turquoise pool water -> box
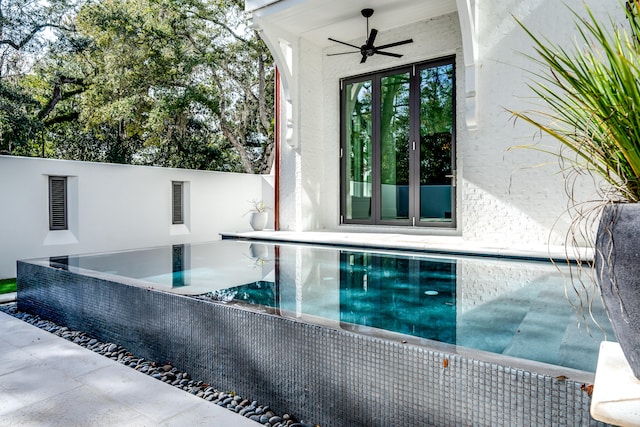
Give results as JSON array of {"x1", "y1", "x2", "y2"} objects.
[
  {"x1": 53, "y1": 240, "x2": 613, "y2": 372},
  {"x1": 210, "y1": 252, "x2": 458, "y2": 345}
]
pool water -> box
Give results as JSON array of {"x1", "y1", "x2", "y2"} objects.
[
  {"x1": 214, "y1": 253, "x2": 458, "y2": 345},
  {"x1": 52, "y1": 239, "x2": 613, "y2": 372}
]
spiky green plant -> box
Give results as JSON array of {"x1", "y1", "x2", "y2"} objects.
[{"x1": 511, "y1": 2, "x2": 640, "y2": 203}]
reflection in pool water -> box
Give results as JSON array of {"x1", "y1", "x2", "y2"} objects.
[{"x1": 51, "y1": 240, "x2": 613, "y2": 372}]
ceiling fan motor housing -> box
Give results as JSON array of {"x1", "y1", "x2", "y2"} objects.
[{"x1": 361, "y1": 8, "x2": 374, "y2": 18}]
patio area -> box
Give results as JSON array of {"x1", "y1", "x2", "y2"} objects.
[{"x1": 0, "y1": 310, "x2": 260, "y2": 426}]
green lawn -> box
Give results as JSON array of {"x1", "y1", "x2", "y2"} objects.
[{"x1": 0, "y1": 278, "x2": 16, "y2": 294}]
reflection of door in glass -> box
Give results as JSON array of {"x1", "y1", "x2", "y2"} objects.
[
  {"x1": 344, "y1": 81, "x2": 373, "y2": 221},
  {"x1": 380, "y1": 72, "x2": 410, "y2": 221},
  {"x1": 341, "y1": 57, "x2": 455, "y2": 227}
]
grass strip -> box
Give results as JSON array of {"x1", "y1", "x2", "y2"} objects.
[{"x1": 0, "y1": 279, "x2": 17, "y2": 294}]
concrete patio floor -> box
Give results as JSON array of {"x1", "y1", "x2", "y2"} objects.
[{"x1": 0, "y1": 310, "x2": 259, "y2": 426}]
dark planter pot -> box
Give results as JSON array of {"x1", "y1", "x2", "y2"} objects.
[{"x1": 595, "y1": 203, "x2": 640, "y2": 379}]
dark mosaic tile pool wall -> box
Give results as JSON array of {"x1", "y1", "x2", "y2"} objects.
[{"x1": 17, "y1": 261, "x2": 608, "y2": 427}]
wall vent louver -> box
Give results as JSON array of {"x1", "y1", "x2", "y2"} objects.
[
  {"x1": 172, "y1": 181, "x2": 184, "y2": 225},
  {"x1": 49, "y1": 176, "x2": 67, "y2": 230}
]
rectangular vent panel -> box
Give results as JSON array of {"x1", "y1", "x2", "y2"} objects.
[
  {"x1": 49, "y1": 176, "x2": 67, "y2": 230},
  {"x1": 172, "y1": 182, "x2": 183, "y2": 225}
]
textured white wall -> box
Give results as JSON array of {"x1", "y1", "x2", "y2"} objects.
[
  {"x1": 261, "y1": 1, "x2": 622, "y2": 248},
  {"x1": 462, "y1": 0, "x2": 619, "y2": 246},
  {"x1": 0, "y1": 156, "x2": 274, "y2": 279},
  {"x1": 277, "y1": 37, "x2": 326, "y2": 232}
]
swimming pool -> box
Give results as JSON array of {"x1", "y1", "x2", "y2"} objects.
[
  {"x1": 43, "y1": 239, "x2": 612, "y2": 373},
  {"x1": 18, "y1": 239, "x2": 608, "y2": 426}
]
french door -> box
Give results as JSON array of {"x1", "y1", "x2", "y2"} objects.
[{"x1": 340, "y1": 57, "x2": 456, "y2": 227}]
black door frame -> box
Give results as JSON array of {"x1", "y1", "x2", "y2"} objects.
[{"x1": 340, "y1": 56, "x2": 456, "y2": 228}]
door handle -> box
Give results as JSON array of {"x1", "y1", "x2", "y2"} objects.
[{"x1": 445, "y1": 171, "x2": 456, "y2": 187}]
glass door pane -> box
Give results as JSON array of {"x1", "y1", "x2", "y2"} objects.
[
  {"x1": 341, "y1": 58, "x2": 456, "y2": 227},
  {"x1": 345, "y1": 80, "x2": 373, "y2": 220},
  {"x1": 419, "y1": 64, "x2": 454, "y2": 223},
  {"x1": 380, "y1": 72, "x2": 410, "y2": 221}
]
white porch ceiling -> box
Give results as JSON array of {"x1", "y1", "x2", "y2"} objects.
[{"x1": 248, "y1": 0, "x2": 458, "y2": 48}]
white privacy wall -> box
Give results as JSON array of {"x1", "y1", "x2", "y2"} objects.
[
  {"x1": 256, "y1": 0, "x2": 621, "y2": 247},
  {"x1": 0, "y1": 155, "x2": 274, "y2": 279}
]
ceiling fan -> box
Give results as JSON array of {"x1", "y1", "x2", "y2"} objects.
[{"x1": 327, "y1": 8, "x2": 413, "y2": 64}]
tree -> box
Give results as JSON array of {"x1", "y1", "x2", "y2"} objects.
[
  {"x1": 1, "y1": 0, "x2": 275, "y2": 173},
  {"x1": 0, "y1": 0, "x2": 81, "y2": 154},
  {"x1": 67, "y1": 0, "x2": 274, "y2": 172}
]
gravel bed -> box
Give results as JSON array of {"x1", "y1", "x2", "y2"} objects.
[{"x1": 0, "y1": 303, "x2": 316, "y2": 427}]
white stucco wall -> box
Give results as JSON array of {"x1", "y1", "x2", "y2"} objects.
[
  {"x1": 0, "y1": 155, "x2": 274, "y2": 279},
  {"x1": 256, "y1": 0, "x2": 622, "y2": 248},
  {"x1": 463, "y1": 0, "x2": 618, "y2": 246}
]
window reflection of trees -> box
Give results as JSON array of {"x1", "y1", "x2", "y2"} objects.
[
  {"x1": 381, "y1": 73, "x2": 410, "y2": 186},
  {"x1": 347, "y1": 82, "x2": 372, "y2": 186},
  {"x1": 421, "y1": 65, "x2": 453, "y2": 185}
]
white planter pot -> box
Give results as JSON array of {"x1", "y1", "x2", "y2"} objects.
[
  {"x1": 249, "y1": 211, "x2": 268, "y2": 231},
  {"x1": 249, "y1": 243, "x2": 269, "y2": 259}
]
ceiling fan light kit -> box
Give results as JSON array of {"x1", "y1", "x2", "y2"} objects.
[{"x1": 328, "y1": 8, "x2": 414, "y2": 63}]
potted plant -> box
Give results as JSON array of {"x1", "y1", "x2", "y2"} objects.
[
  {"x1": 511, "y1": 2, "x2": 640, "y2": 378},
  {"x1": 246, "y1": 199, "x2": 270, "y2": 231}
]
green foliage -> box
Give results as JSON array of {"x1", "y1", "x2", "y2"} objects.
[
  {"x1": 0, "y1": 80, "x2": 42, "y2": 153},
  {"x1": 0, "y1": 278, "x2": 17, "y2": 294},
  {"x1": 0, "y1": 0, "x2": 77, "y2": 58},
  {"x1": 68, "y1": 0, "x2": 274, "y2": 172},
  {"x1": 0, "y1": 0, "x2": 274, "y2": 173},
  {"x1": 511, "y1": 2, "x2": 640, "y2": 202},
  {"x1": 0, "y1": 0, "x2": 78, "y2": 154}
]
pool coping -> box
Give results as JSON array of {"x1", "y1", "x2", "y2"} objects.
[
  {"x1": 220, "y1": 230, "x2": 593, "y2": 263},
  {"x1": 0, "y1": 292, "x2": 16, "y2": 303}
]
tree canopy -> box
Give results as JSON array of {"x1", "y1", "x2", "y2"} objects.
[{"x1": 0, "y1": 0, "x2": 275, "y2": 173}]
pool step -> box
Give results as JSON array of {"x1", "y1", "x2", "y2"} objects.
[{"x1": 502, "y1": 286, "x2": 572, "y2": 365}]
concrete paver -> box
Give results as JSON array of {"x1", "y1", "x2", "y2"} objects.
[{"x1": 0, "y1": 310, "x2": 259, "y2": 426}]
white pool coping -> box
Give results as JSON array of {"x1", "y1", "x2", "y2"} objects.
[
  {"x1": 0, "y1": 292, "x2": 16, "y2": 303},
  {"x1": 221, "y1": 230, "x2": 592, "y2": 262},
  {"x1": 591, "y1": 341, "x2": 640, "y2": 426}
]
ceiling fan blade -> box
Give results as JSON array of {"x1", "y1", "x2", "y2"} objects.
[
  {"x1": 330, "y1": 9, "x2": 411, "y2": 64},
  {"x1": 374, "y1": 50, "x2": 403, "y2": 58},
  {"x1": 365, "y1": 28, "x2": 378, "y2": 48},
  {"x1": 326, "y1": 51, "x2": 360, "y2": 56},
  {"x1": 375, "y1": 38, "x2": 413, "y2": 50},
  {"x1": 328, "y1": 37, "x2": 361, "y2": 50}
]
